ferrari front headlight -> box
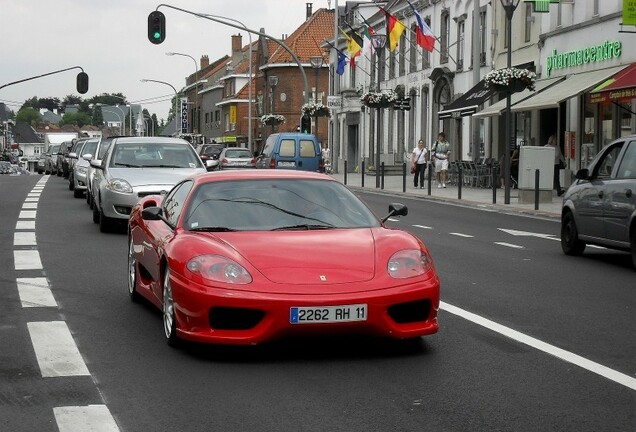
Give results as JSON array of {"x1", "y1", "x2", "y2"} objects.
[
  {"x1": 186, "y1": 255, "x2": 252, "y2": 284},
  {"x1": 387, "y1": 249, "x2": 433, "y2": 279}
]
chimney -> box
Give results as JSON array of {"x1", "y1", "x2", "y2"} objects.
[
  {"x1": 306, "y1": 3, "x2": 313, "y2": 20},
  {"x1": 200, "y1": 55, "x2": 209, "y2": 69},
  {"x1": 231, "y1": 34, "x2": 243, "y2": 54}
]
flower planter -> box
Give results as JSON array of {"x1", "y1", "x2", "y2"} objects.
[
  {"x1": 365, "y1": 101, "x2": 393, "y2": 109},
  {"x1": 263, "y1": 119, "x2": 283, "y2": 126},
  {"x1": 492, "y1": 79, "x2": 527, "y2": 94}
]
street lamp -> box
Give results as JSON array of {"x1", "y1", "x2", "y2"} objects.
[
  {"x1": 143, "y1": 114, "x2": 155, "y2": 137},
  {"x1": 91, "y1": 103, "x2": 123, "y2": 135},
  {"x1": 109, "y1": 95, "x2": 133, "y2": 136},
  {"x1": 310, "y1": 56, "x2": 323, "y2": 139},
  {"x1": 141, "y1": 78, "x2": 178, "y2": 135},
  {"x1": 197, "y1": 14, "x2": 254, "y2": 152},
  {"x1": 371, "y1": 34, "x2": 387, "y2": 188},
  {"x1": 501, "y1": 0, "x2": 520, "y2": 205},
  {"x1": 268, "y1": 75, "x2": 279, "y2": 134},
  {"x1": 166, "y1": 52, "x2": 199, "y2": 134}
]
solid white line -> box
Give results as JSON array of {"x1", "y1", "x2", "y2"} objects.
[
  {"x1": 494, "y1": 242, "x2": 524, "y2": 249},
  {"x1": 440, "y1": 301, "x2": 636, "y2": 391},
  {"x1": 413, "y1": 224, "x2": 433, "y2": 230},
  {"x1": 19, "y1": 210, "x2": 37, "y2": 219},
  {"x1": 14, "y1": 250, "x2": 43, "y2": 270},
  {"x1": 14, "y1": 232, "x2": 37, "y2": 246},
  {"x1": 450, "y1": 232, "x2": 474, "y2": 238},
  {"x1": 54, "y1": 405, "x2": 120, "y2": 432},
  {"x1": 27, "y1": 321, "x2": 90, "y2": 377},
  {"x1": 17, "y1": 277, "x2": 57, "y2": 308},
  {"x1": 15, "y1": 220, "x2": 36, "y2": 230},
  {"x1": 22, "y1": 202, "x2": 38, "y2": 209}
]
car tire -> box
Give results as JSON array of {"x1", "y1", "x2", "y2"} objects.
[
  {"x1": 92, "y1": 201, "x2": 100, "y2": 224},
  {"x1": 99, "y1": 207, "x2": 113, "y2": 233},
  {"x1": 162, "y1": 266, "x2": 180, "y2": 347},
  {"x1": 631, "y1": 226, "x2": 636, "y2": 270},
  {"x1": 128, "y1": 237, "x2": 142, "y2": 303},
  {"x1": 74, "y1": 188, "x2": 83, "y2": 199},
  {"x1": 561, "y1": 211, "x2": 586, "y2": 256}
]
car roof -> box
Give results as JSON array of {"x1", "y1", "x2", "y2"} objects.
[
  {"x1": 111, "y1": 136, "x2": 191, "y2": 145},
  {"x1": 191, "y1": 169, "x2": 334, "y2": 186}
]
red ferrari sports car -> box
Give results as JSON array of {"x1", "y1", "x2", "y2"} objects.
[{"x1": 127, "y1": 170, "x2": 440, "y2": 347}]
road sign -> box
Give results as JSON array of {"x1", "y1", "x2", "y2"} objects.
[{"x1": 393, "y1": 97, "x2": 411, "y2": 111}]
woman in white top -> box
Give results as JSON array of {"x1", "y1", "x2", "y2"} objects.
[{"x1": 411, "y1": 139, "x2": 428, "y2": 188}]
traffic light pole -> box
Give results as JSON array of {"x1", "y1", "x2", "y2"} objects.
[
  {"x1": 154, "y1": 4, "x2": 310, "y2": 104},
  {"x1": 0, "y1": 66, "x2": 88, "y2": 93}
]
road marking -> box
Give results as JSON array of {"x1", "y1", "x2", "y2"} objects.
[
  {"x1": 22, "y1": 202, "x2": 38, "y2": 209},
  {"x1": 494, "y1": 242, "x2": 524, "y2": 249},
  {"x1": 15, "y1": 220, "x2": 36, "y2": 230},
  {"x1": 27, "y1": 321, "x2": 90, "y2": 377},
  {"x1": 450, "y1": 232, "x2": 474, "y2": 238},
  {"x1": 14, "y1": 250, "x2": 43, "y2": 270},
  {"x1": 14, "y1": 232, "x2": 37, "y2": 246},
  {"x1": 499, "y1": 228, "x2": 558, "y2": 240},
  {"x1": 25, "y1": 197, "x2": 39, "y2": 202},
  {"x1": 440, "y1": 301, "x2": 636, "y2": 391},
  {"x1": 413, "y1": 224, "x2": 433, "y2": 230},
  {"x1": 54, "y1": 405, "x2": 120, "y2": 432},
  {"x1": 19, "y1": 210, "x2": 37, "y2": 219},
  {"x1": 387, "y1": 217, "x2": 400, "y2": 222},
  {"x1": 17, "y1": 277, "x2": 57, "y2": 308}
]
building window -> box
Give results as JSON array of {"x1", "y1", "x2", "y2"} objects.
[
  {"x1": 389, "y1": 49, "x2": 396, "y2": 79},
  {"x1": 480, "y1": 9, "x2": 487, "y2": 66},
  {"x1": 557, "y1": 2, "x2": 562, "y2": 27},
  {"x1": 378, "y1": 48, "x2": 386, "y2": 82},
  {"x1": 205, "y1": 112, "x2": 209, "y2": 124},
  {"x1": 593, "y1": 0, "x2": 599, "y2": 16},
  {"x1": 456, "y1": 17, "x2": 465, "y2": 70},
  {"x1": 224, "y1": 113, "x2": 229, "y2": 131},
  {"x1": 371, "y1": 51, "x2": 377, "y2": 88},
  {"x1": 440, "y1": 10, "x2": 450, "y2": 64},
  {"x1": 409, "y1": 24, "x2": 417, "y2": 73},
  {"x1": 399, "y1": 32, "x2": 406, "y2": 76},
  {"x1": 524, "y1": 3, "x2": 532, "y2": 42}
]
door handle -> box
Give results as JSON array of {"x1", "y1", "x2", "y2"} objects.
[{"x1": 626, "y1": 189, "x2": 633, "y2": 198}]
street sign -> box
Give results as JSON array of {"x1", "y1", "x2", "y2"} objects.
[
  {"x1": 393, "y1": 97, "x2": 411, "y2": 111},
  {"x1": 180, "y1": 98, "x2": 188, "y2": 134},
  {"x1": 327, "y1": 96, "x2": 341, "y2": 109}
]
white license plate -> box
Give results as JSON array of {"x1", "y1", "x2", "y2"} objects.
[
  {"x1": 278, "y1": 161, "x2": 296, "y2": 167},
  {"x1": 290, "y1": 304, "x2": 367, "y2": 324}
]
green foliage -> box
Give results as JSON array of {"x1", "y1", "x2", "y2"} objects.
[
  {"x1": 16, "y1": 107, "x2": 41, "y2": 126},
  {"x1": 61, "y1": 94, "x2": 83, "y2": 112},
  {"x1": 59, "y1": 111, "x2": 92, "y2": 127}
]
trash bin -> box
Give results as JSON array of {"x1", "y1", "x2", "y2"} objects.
[{"x1": 518, "y1": 146, "x2": 554, "y2": 203}]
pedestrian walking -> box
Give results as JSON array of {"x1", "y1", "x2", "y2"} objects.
[
  {"x1": 433, "y1": 132, "x2": 451, "y2": 188},
  {"x1": 411, "y1": 139, "x2": 428, "y2": 188},
  {"x1": 545, "y1": 134, "x2": 566, "y2": 196}
]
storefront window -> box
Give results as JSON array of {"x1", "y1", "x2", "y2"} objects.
[
  {"x1": 619, "y1": 102, "x2": 634, "y2": 137},
  {"x1": 600, "y1": 101, "x2": 614, "y2": 147},
  {"x1": 581, "y1": 100, "x2": 596, "y2": 169}
]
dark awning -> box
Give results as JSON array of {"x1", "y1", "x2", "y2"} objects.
[
  {"x1": 589, "y1": 63, "x2": 636, "y2": 104},
  {"x1": 438, "y1": 79, "x2": 495, "y2": 119}
]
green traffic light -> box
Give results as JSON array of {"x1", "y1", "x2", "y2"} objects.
[{"x1": 153, "y1": 32, "x2": 161, "y2": 39}]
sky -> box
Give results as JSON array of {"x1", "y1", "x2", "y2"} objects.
[{"x1": 0, "y1": 0, "x2": 321, "y2": 122}]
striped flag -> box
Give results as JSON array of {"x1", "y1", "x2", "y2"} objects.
[
  {"x1": 380, "y1": 8, "x2": 406, "y2": 52},
  {"x1": 406, "y1": 0, "x2": 435, "y2": 52}
]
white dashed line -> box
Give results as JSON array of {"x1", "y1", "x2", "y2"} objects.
[
  {"x1": 494, "y1": 242, "x2": 524, "y2": 249},
  {"x1": 413, "y1": 224, "x2": 433, "y2": 230},
  {"x1": 440, "y1": 301, "x2": 636, "y2": 391},
  {"x1": 22, "y1": 202, "x2": 38, "y2": 209},
  {"x1": 15, "y1": 220, "x2": 36, "y2": 230},
  {"x1": 450, "y1": 232, "x2": 474, "y2": 238},
  {"x1": 17, "y1": 277, "x2": 57, "y2": 308},
  {"x1": 54, "y1": 405, "x2": 120, "y2": 432},
  {"x1": 14, "y1": 250, "x2": 43, "y2": 270},
  {"x1": 18, "y1": 210, "x2": 37, "y2": 219},
  {"x1": 14, "y1": 232, "x2": 37, "y2": 246},
  {"x1": 27, "y1": 321, "x2": 90, "y2": 377}
]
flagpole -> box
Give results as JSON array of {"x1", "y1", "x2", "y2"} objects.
[{"x1": 332, "y1": 0, "x2": 339, "y2": 174}]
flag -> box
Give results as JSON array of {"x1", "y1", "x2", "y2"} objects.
[
  {"x1": 380, "y1": 8, "x2": 406, "y2": 52},
  {"x1": 340, "y1": 27, "x2": 361, "y2": 67},
  {"x1": 406, "y1": 0, "x2": 435, "y2": 52},
  {"x1": 360, "y1": 23, "x2": 375, "y2": 56},
  {"x1": 325, "y1": 40, "x2": 349, "y2": 75}
]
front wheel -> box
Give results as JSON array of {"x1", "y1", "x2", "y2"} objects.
[
  {"x1": 163, "y1": 267, "x2": 180, "y2": 347},
  {"x1": 630, "y1": 227, "x2": 636, "y2": 270},
  {"x1": 561, "y1": 211, "x2": 586, "y2": 256},
  {"x1": 127, "y1": 237, "x2": 142, "y2": 302}
]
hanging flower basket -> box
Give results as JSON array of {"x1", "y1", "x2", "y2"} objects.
[
  {"x1": 484, "y1": 67, "x2": 537, "y2": 93},
  {"x1": 301, "y1": 102, "x2": 331, "y2": 117},
  {"x1": 360, "y1": 89, "x2": 399, "y2": 109},
  {"x1": 260, "y1": 114, "x2": 286, "y2": 126}
]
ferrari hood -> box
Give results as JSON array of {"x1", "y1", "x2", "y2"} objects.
[{"x1": 220, "y1": 229, "x2": 376, "y2": 285}]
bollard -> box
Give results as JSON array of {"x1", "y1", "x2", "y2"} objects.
[
  {"x1": 344, "y1": 160, "x2": 347, "y2": 185},
  {"x1": 427, "y1": 163, "x2": 433, "y2": 195},
  {"x1": 458, "y1": 164, "x2": 463, "y2": 200},
  {"x1": 381, "y1": 162, "x2": 385, "y2": 190},
  {"x1": 492, "y1": 165, "x2": 497, "y2": 204},
  {"x1": 361, "y1": 160, "x2": 365, "y2": 188},
  {"x1": 402, "y1": 162, "x2": 407, "y2": 193},
  {"x1": 535, "y1": 169, "x2": 540, "y2": 210}
]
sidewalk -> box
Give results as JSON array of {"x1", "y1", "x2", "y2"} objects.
[{"x1": 329, "y1": 171, "x2": 563, "y2": 219}]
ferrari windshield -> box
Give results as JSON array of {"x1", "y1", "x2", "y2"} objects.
[{"x1": 184, "y1": 179, "x2": 381, "y2": 231}]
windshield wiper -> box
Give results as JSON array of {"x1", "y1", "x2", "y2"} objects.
[
  {"x1": 272, "y1": 224, "x2": 335, "y2": 231},
  {"x1": 114, "y1": 163, "x2": 141, "y2": 168},
  {"x1": 143, "y1": 164, "x2": 183, "y2": 168},
  {"x1": 189, "y1": 226, "x2": 239, "y2": 232}
]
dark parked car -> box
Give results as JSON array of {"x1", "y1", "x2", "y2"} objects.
[
  {"x1": 561, "y1": 134, "x2": 636, "y2": 269},
  {"x1": 197, "y1": 143, "x2": 225, "y2": 171},
  {"x1": 68, "y1": 138, "x2": 90, "y2": 190},
  {"x1": 57, "y1": 140, "x2": 74, "y2": 178}
]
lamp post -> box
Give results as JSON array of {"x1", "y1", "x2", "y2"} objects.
[
  {"x1": 166, "y1": 52, "x2": 198, "y2": 134},
  {"x1": 109, "y1": 95, "x2": 133, "y2": 135},
  {"x1": 501, "y1": 0, "x2": 520, "y2": 205},
  {"x1": 141, "y1": 78, "x2": 178, "y2": 135},
  {"x1": 143, "y1": 115, "x2": 155, "y2": 136},
  {"x1": 113, "y1": 105, "x2": 127, "y2": 135},
  {"x1": 268, "y1": 75, "x2": 279, "y2": 134},
  {"x1": 371, "y1": 34, "x2": 387, "y2": 188},
  {"x1": 198, "y1": 14, "x2": 253, "y2": 152},
  {"x1": 91, "y1": 103, "x2": 123, "y2": 135},
  {"x1": 310, "y1": 56, "x2": 323, "y2": 139}
]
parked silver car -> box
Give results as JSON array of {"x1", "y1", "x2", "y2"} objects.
[
  {"x1": 91, "y1": 136, "x2": 206, "y2": 232},
  {"x1": 561, "y1": 134, "x2": 636, "y2": 269},
  {"x1": 44, "y1": 144, "x2": 60, "y2": 175},
  {"x1": 218, "y1": 147, "x2": 256, "y2": 170},
  {"x1": 72, "y1": 138, "x2": 100, "y2": 198},
  {"x1": 86, "y1": 136, "x2": 114, "y2": 208}
]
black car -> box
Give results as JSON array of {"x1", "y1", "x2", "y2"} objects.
[
  {"x1": 197, "y1": 143, "x2": 225, "y2": 171},
  {"x1": 57, "y1": 140, "x2": 74, "y2": 178}
]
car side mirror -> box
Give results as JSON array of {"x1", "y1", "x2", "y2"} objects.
[
  {"x1": 575, "y1": 168, "x2": 590, "y2": 180},
  {"x1": 69, "y1": 152, "x2": 77, "y2": 159},
  {"x1": 82, "y1": 154, "x2": 93, "y2": 161},
  {"x1": 142, "y1": 206, "x2": 169, "y2": 224},
  {"x1": 382, "y1": 203, "x2": 408, "y2": 223},
  {"x1": 89, "y1": 159, "x2": 103, "y2": 169}
]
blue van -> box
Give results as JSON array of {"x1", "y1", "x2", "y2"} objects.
[{"x1": 256, "y1": 133, "x2": 323, "y2": 172}]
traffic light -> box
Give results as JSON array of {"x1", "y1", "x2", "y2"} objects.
[
  {"x1": 148, "y1": 11, "x2": 166, "y2": 44},
  {"x1": 76, "y1": 72, "x2": 89, "y2": 94},
  {"x1": 300, "y1": 115, "x2": 312, "y2": 134}
]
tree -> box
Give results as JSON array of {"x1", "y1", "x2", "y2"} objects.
[
  {"x1": 91, "y1": 106, "x2": 104, "y2": 127},
  {"x1": 21, "y1": 96, "x2": 39, "y2": 111},
  {"x1": 38, "y1": 97, "x2": 61, "y2": 111},
  {"x1": 59, "y1": 111, "x2": 92, "y2": 127},
  {"x1": 16, "y1": 107, "x2": 42, "y2": 126},
  {"x1": 61, "y1": 94, "x2": 83, "y2": 112}
]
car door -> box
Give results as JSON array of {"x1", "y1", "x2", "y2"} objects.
[
  {"x1": 603, "y1": 140, "x2": 636, "y2": 246},
  {"x1": 575, "y1": 142, "x2": 624, "y2": 240},
  {"x1": 298, "y1": 138, "x2": 321, "y2": 171}
]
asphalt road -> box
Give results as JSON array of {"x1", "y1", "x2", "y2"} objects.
[{"x1": 1, "y1": 174, "x2": 634, "y2": 432}]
